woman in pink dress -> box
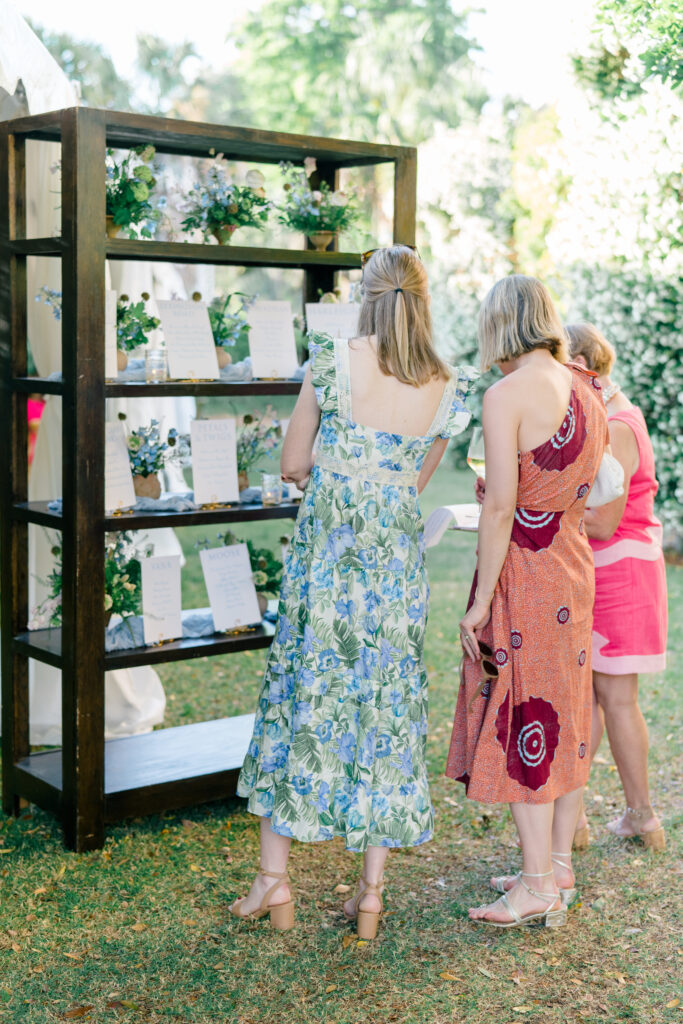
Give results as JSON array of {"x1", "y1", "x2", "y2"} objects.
[{"x1": 567, "y1": 323, "x2": 667, "y2": 850}]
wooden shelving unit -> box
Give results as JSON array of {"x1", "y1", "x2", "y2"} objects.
[{"x1": 0, "y1": 106, "x2": 417, "y2": 850}]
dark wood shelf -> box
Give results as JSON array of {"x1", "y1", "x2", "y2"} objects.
[
  {"x1": 12, "y1": 376, "x2": 64, "y2": 395},
  {"x1": 105, "y1": 379, "x2": 302, "y2": 398},
  {"x1": 13, "y1": 620, "x2": 275, "y2": 671},
  {"x1": 15, "y1": 713, "x2": 256, "y2": 821},
  {"x1": 12, "y1": 499, "x2": 300, "y2": 531},
  {"x1": 7, "y1": 237, "x2": 362, "y2": 269},
  {"x1": 8, "y1": 107, "x2": 407, "y2": 167}
]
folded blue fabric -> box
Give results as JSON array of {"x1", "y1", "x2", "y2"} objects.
[{"x1": 105, "y1": 607, "x2": 218, "y2": 651}]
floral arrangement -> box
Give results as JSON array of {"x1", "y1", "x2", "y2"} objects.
[
  {"x1": 36, "y1": 286, "x2": 62, "y2": 320},
  {"x1": 116, "y1": 292, "x2": 160, "y2": 353},
  {"x1": 236, "y1": 409, "x2": 281, "y2": 475},
  {"x1": 206, "y1": 291, "x2": 255, "y2": 350},
  {"x1": 29, "y1": 533, "x2": 145, "y2": 629},
  {"x1": 119, "y1": 414, "x2": 178, "y2": 478},
  {"x1": 277, "y1": 158, "x2": 357, "y2": 235},
  {"x1": 106, "y1": 145, "x2": 160, "y2": 238},
  {"x1": 180, "y1": 156, "x2": 270, "y2": 242}
]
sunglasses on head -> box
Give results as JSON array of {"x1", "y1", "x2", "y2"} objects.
[{"x1": 360, "y1": 244, "x2": 420, "y2": 267}]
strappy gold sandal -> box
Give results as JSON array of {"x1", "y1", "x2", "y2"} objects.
[
  {"x1": 229, "y1": 867, "x2": 295, "y2": 931},
  {"x1": 491, "y1": 856, "x2": 577, "y2": 908},
  {"x1": 476, "y1": 870, "x2": 566, "y2": 929},
  {"x1": 607, "y1": 805, "x2": 666, "y2": 851},
  {"x1": 343, "y1": 875, "x2": 384, "y2": 940}
]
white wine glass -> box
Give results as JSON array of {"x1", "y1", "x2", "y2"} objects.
[{"x1": 467, "y1": 426, "x2": 485, "y2": 480}]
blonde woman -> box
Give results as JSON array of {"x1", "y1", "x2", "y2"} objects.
[
  {"x1": 446, "y1": 276, "x2": 608, "y2": 928},
  {"x1": 567, "y1": 323, "x2": 667, "y2": 850},
  {"x1": 231, "y1": 245, "x2": 472, "y2": 937}
]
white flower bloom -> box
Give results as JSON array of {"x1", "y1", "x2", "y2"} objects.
[{"x1": 304, "y1": 156, "x2": 317, "y2": 177}]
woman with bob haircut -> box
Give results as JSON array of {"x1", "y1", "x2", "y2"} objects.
[
  {"x1": 566, "y1": 322, "x2": 667, "y2": 851},
  {"x1": 232, "y1": 245, "x2": 472, "y2": 938},
  {"x1": 447, "y1": 275, "x2": 608, "y2": 928}
]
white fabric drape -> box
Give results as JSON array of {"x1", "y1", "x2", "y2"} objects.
[{"x1": 1, "y1": 5, "x2": 169, "y2": 743}]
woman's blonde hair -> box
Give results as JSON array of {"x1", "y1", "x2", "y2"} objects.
[
  {"x1": 357, "y1": 245, "x2": 448, "y2": 386},
  {"x1": 478, "y1": 274, "x2": 569, "y2": 371},
  {"x1": 565, "y1": 321, "x2": 616, "y2": 376}
]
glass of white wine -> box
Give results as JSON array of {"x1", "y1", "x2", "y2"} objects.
[{"x1": 467, "y1": 426, "x2": 485, "y2": 479}]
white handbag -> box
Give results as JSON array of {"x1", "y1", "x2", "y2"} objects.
[{"x1": 585, "y1": 451, "x2": 625, "y2": 507}]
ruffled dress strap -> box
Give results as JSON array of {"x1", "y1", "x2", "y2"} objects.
[
  {"x1": 429, "y1": 364, "x2": 475, "y2": 439},
  {"x1": 309, "y1": 331, "x2": 337, "y2": 413}
]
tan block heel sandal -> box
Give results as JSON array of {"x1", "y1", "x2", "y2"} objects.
[
  {"x1": 343, "y1": 876, "x2": 384, "y2": 940},
  {"x1": 229, "y1": 867, "x2": 295, "y2": 931}
]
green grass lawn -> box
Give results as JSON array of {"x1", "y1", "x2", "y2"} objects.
[{"x1": 1, "y1": 462, "x2": 681, "y2": 1024}]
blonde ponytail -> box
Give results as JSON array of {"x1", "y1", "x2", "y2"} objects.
[{"x1": 357, "y1": 245, "x2": 448, "y2": 386}]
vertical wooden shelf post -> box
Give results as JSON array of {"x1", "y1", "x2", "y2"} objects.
[
  {"x1": 0, "y1": 124, "x2": 30, "y2": 815},
  {"x1": 59, "y1": 108, "x2": 108, "y2": 850}
]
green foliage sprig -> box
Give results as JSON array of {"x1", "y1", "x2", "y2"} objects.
[
  {"x1": 207, "y1": 291, "x2": 255, "y2": 349},
  {"x1": 117, "y1": 292, "x2": 161, "y2": 353},
  {"x1": 277, "y1": 160, "x2": 358, "y2": 235},
  {"x1": 106, "y1": 145, "x2": 160, "y2": 238},
  {"x1": 236, "y1": 409, "x2": 281, "y2": 475},
  {"x1": 181, "y1": 159, "x2": 270, "y2": 240}
]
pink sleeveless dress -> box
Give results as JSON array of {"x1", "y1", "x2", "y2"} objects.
[{"x1": 590, "y1": 407, "x2": 667, "y2": 675}]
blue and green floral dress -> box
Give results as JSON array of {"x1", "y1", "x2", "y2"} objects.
[{"x1": 237, "y1": 334, "x2": 471, "y2": 851}]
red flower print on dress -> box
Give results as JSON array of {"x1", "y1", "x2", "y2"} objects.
[
  {"x1": 532, "y1": 390, "x2": 587, "y2": 472},
  {"x1": 496, "y1": 692, "x2": 561, "y2": 791},
  {"x1": 578, "y1": 649, "x2": 586, "y2": 666},
  {"x1": 592, "y1": 377, "x2": 602, "y2": 391},
  {"x1": 511, "y1": 508, "x2": 563, "y2": 552},
  {"x1": 495, "y1": 648, "x2": 509, "y2": 667},
  {"x1": 511, "y1": 630, "x2": 522, "y2": 650},
  {"x1": 578, "y1": 742, "x2": 587, "y2": 758},
  {"x1": 576, "y1": 482, "x2": 590, "y2": 499},
  {"x1": 557, "y1": 606, "x2": 570, "y2": 624}
]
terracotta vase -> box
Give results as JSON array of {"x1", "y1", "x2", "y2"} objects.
[
  {"x1": 211, "y1": 223, "x2": 238, "y2": 245},
  {"x1": 257, "y1": 593, "x2": 268, "y2": 616},
  {"x1": 238, "y1": 470, "x2": 250, "y2": 492},
  {"x1": 308, "y1": 230, "x2": 335, "y2": 252},
  {"x1": 215, "y1": 346, "x2": 232, "y2": 369},
  {"x1": 116, "y1": 349, "x2": 128, "y2": 371},
  {"x1": 106, "y1": 215, "x2": 122, "y2": 239},
  {"x1": 133, "y1": 473, "x2": 161, "y2": 500}
]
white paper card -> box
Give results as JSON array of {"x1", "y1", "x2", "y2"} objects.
[
  {"x1": 141, "y1": 555, "x2": 182, "y2": 645},
  {"x1": 104, "y1": 420, "x2": 136, "y2": 513},
  {"x1": 156, "y1": 299, "x2": 219, "y2": 380},
  {"x1": 306, "y1": 302, "x2": 359, "y2": 339},
  {"x1": 280, "y1": 417, "x2": 303, "y2": 498},
  {"x1": 248, "y1": 300, "x2": 299, "y2": 379},
  {"x1": 423, "y1": 503, "x2": 481, "y2": 547},
  {"x1": 190, "y1": 418, "x2": 240, "y2": 505},
  {"x1": 105, "y1": 290, "x2": 118, "y2": 380},
  {"x1": 200, "y1": 544, "x2": 261, "y2": 631}
]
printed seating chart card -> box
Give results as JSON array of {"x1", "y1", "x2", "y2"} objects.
[
  {"x1": 141, "y1": 555, "x2": 182, "y2": 645},
  {"x1": 104, "y1": 290, "x2": 118, "y2": 380},
  {"x1": 305, "y1": 302, "x2": 359, "y2": 339},
  {"x1": 156, "y1": 299, "x2": 219, "y2": 380},
  {"x1": 248, "y1": 300, "x2": 299, "y2": 379},
  {"x1": 104, "y1": 420, "x2": 136, "y2": 513},
  {"x1": 190, "y1": 418, "x2": 240, "y2": 505},
  {"x1": 199, "y1": 543, "x2": 261, "y2": 631}
]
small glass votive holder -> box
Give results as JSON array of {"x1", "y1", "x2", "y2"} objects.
[
  {"x1": 145, "y1": 348, "x2": 168, "y2": 383},
  {"x1": 261, "y1": 472, "x2": 283, "y2": 506}
]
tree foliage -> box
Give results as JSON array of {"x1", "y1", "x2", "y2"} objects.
[
  {"x1": 573, "y1": 0, "x2": 683, "y2": 98},
  {"x1": 233, "y1": 0, "x2": 485, "y2": 143},
  {"x1": 27, "y1": 20, "x2": 133, "y2": 109}
]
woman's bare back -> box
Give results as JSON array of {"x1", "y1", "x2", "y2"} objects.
[{"x1": 348, "y1": 335, "x2": 449, "y2": 436}]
